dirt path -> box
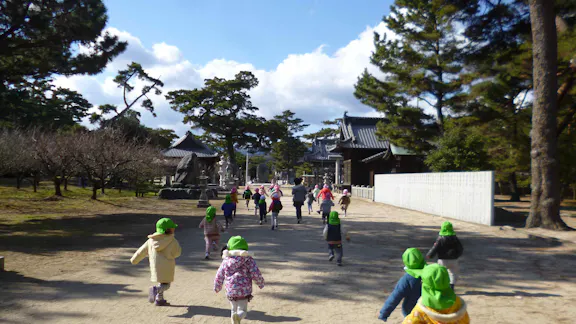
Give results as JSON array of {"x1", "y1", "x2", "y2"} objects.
[{"x1": 2, "y1": 193, "x2": 576, "y2": 323}]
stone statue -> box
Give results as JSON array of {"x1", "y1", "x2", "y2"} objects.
[
  {"x1": 218, "y1": 156, "x2": 228, "y2": 188},
  {"x1": 173, "y1": 153, "x2": 199, "y2": 185}
]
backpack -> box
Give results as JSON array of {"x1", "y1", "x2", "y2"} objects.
[
  {"x1": 272, "y1": 200, "x2": 283, "y2": 212},
  {"x1": 243, "y1": 191, "x2": 251, "y2": 199}
]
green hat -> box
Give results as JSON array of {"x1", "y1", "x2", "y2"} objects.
[
  {"x1": 206, "y1": 206, "x2": 216, "y2": 222},
  {"x1": 421, "y1": 264, "x2": 456, "y2": 310},
  {"x1": 156, "y1": 218, "x2": 177, "y2": 234},
  {"x1": 402, "y1": 248, "x2": 426, "y2": 278},
  {"x1": 439, "y1": 221, "x2": 455, "y2": 236},
  {"x1": 225, "y1": 194, "x2": 232, "y2": 204},
  {"x1": 328, "y1": 211, "x2": 340, "y2": 225},
  {"x1": 227, "y1": 236, "x2": 248, "y2": 251}
]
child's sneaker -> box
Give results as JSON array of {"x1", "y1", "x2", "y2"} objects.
[
  {"x1": 155, "y1": 299, "x2": 170, "y2": 306},
  {"x1": 271, "y1": 225, "x2": 275, "y2": 231},
  {"x1": 328, "y1": 255, "x2": 334, "y2": 262},
  {"x1": 212, "y1": 241, "x2": 218, "y2": 251},
  {"x1": 337, "y1": 262, "x2": 343, "y2": 266},
  {"x1": 259, "y1": 221, "x2": 262, "y2": 225},
  {"x1": 205, "y1": 252, "x2": 210, "y2": 260},
  {"x1": 232, "y1": 314, "x2": 241, "y2": 324},
  {"x1": 148, "y1": 286, "x2": 157, "y2": 303}
]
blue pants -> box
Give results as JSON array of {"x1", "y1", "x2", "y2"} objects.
[{"x1": 328, "y1": 244, "x2": 343, "y2": 263}]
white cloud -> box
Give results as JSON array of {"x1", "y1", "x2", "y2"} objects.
[{"x1": 54, "y1": 22, "x2": 394, "y2": 136}]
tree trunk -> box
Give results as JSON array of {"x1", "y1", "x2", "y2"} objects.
[
  {"x1": 92, "y1": 186, "x2": 98, "y2": 200},
  {"x1": 33, "y1": 176, "x2": 38, "y2": 193},
  {"x1": 53, "y1": 177, "x2": 62, "y2": 196},
  {"x1": 64, "y1": 178, "x2": 68, "y2": 191},
  {"x1": 526, "y1": 0, "x2": 570, "y2": 230},
  {"x1": 508, "y1": 172, "x2": 521, "y2": 202},
  {"x1": 101, "y1": 172, "x2": 105, "y2": 194},
  {"x1": 16, "y1": 175, "x2": 22, "y2": 190}
]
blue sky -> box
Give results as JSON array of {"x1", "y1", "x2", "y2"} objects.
[
  {"x1": 58, "y1": 1, "x2": 396, "y2": 138},
  {"x1": 104, "y1": 0, "x2": 391, "y2": 70}
]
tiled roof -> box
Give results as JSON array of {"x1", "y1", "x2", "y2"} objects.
[
  {"x1": 304, "y1": 138, "x2": 343, "y2": 162},
  {"x1": 338, "y1": 115, "x2": 389, "y2": 149},
  {"x1": 162, "y1": 131, "x2": 218, "y2": 158},
  {"x1": 163, "y1": 148, "x2": 218, "y2": 158}
]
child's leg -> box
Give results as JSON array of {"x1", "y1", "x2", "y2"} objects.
[
  {"x1": 212, "y1": 237, "x2": 220, "y2": 251},
  {"x1": 230, "y1": 300, "x2": 239, "y2": 321},
  {"x1": 328, "y1": 244, "x2": 335, "y2": 260},
  {"x1": 272, "y1": 212, "x2": 278, "y2": 228},
  {"x1": 233, "y1": 205, "x2": 236, "y2": 217},
  {"x1": 336, "y1": 244, "x2": 343, "y2": 264},
  {"x1": 237, "y1": 299, "x2": 248, "y2": 320},
  {"x1": 156, "y1": 283, "x2": 170, "y2": 302},
  {"x1": 204, "y1": 236, "x2": 211, "y2": 255}
]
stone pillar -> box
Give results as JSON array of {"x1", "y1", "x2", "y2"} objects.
[
  {"x1": 197, "y1": 170, "x2": 211, "y2": 208},
  {"x1": 165, "y1": 175, "x2": 172, "y2": 187},
  {"x1": 335, "y1": 159, "x2": 342, "y2": 185}
]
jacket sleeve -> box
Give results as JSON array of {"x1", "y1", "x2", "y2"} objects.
[
  {"x1": 322, "y1": 225, "x2": 328, "y2": 240},
  {"x1": 130, "y1": 240, "x2": 149, "y2": 265},
  {"x1": 199, "y1": 218, "x2": 205, "y2": 229},
  {"x1": 214, "y1": 262, "x2": 226, "y2": 293},
  {"x1": 248, "y1": 258, "x2": 265, "y2": 289},
  {"x1": 171, "y1": 238, "x2": 182, "y2": 259},
  {"x1": 379, "y1": 276, "x2": 409, "y2": 321},
  {"x1": 426, "y1": 236, "x2": 441, "y2": 259}
]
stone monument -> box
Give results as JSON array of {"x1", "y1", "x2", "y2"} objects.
[
  {"x1": 173, "y1": 152, "x2": 199, "y2": 185},
  {"x1": 218, "y1": 156, "x2": 228, "y2": 188}
]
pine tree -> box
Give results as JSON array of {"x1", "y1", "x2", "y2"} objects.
[{"x1": 354, "y1": 0, "x2": 466, "y2": 153}]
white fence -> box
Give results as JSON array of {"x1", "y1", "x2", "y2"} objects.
[
  {"x1": 352, "y1": 186, "x2": 374, "y2": 201},
  {"x1": 374, "y1": 171, "x2": 495, "y2": 226}
]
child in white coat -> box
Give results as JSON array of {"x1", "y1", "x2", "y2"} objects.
[{"x1": 131, "y1": 218, "x2": 182, "y2": 306}]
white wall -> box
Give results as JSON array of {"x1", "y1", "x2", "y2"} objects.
[{"x1": 374, "y1": 171, "x2": 495, "y2": 226}]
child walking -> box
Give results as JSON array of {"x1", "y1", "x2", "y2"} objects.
[
  {"x1": 378, "y1": 248, "x2": 427, "y2": 322},
  {"x1": 268, "y1": 192, "x2": 283, "y2": 230},
  {"x1": 243, "y1": 185, "x2": 252, "y2": 209},
  {"x1": 338, "y1": 189, "x2": 351, "y2": 217},
  {"x1": 322, "y1": 211, "x2": 348, "y2": 266},
  {"x1": 252, "y1": 188, "x2": 261, "y2": 216},
  {"x1": 312, "y1": 185, "x2": 320, "y2": 207},
  {"x1": 306, "y1": 188, "x2": 316, "y2": 215},
  {"x1": 402, "y1": 264, "x2": 470, "y2": 324},
  {"x1": 199, "y1": 206, "x2": 224, "y2": 260},
  {"x1": 214, "y1": 236, "x2": 265, "y2": 324},
  {"x1": 230, "y1": 187, "x2": 239, "y2": 218},
  {"x1": 426, "y1": 221, "x2": 464, "y2": 290},
  {"x1": 130, "y1": 218, "x2": 182, "y2": 306},
  {"x1": 318, "y1": 197, "x2": 335, "y2": 224},
  {"x1": 258, "y1": 196, "x2": 267, "y2": 225},
  {"x1": 222, "y1": 195, "x2": 236, "y2": 228}
]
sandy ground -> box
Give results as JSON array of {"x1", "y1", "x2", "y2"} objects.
[{"x1": 2, "y1": 192, "x2": 576, "y2": 324}]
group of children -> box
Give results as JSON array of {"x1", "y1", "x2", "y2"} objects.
[
  {"x1": 378, "y1": 221, "x2": 467, "y2": 323},
  {"x1": 133, "y1": 183, "x2": 479, "y2": 323}
]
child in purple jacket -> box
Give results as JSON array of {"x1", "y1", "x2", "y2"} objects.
[{"x1": 214, "y1": 236, "x2": 265, "y2": 323}]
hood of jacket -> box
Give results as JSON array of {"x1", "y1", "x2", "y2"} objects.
[
  {"x1": 221, "y1": 250, "x2": 255, "y2": 270},
  {"x1": 148, "y1": 233, "x2": 175, "y2": 252}
]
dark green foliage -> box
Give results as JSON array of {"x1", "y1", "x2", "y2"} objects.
[
  {"x1": 90, "y1": 62, "x2": 164, "y2": 126},
  {"x1": 166, "y1": 71, "x2": 264, "y2": 171},
  {"x1": 354, "y1": 0, "x2": 466, "y2": 153},
  {"x1": 271, "y1": 136, "x2": 308, "y2": 171},
  {"x1": 0, "y1": 0, "x2": 126, "y2": 129},
  {"x1": 302, "y1": 119, "x2": 341, "y2": 140},
  {"x1": 425, "y1": 121, "x2": 491, "y2": 172}
]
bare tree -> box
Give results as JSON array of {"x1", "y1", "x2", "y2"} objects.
[
  {"x1": 74, "y1": 129, "x2": 152, "y2": 199},
  {"x1": 526, "y1": 0, "x2": 570, "y2": 230},
  {"x1": 31, "y1": 131, "x2": 77, "y2": 196}
]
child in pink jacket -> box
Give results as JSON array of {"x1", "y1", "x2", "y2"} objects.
[
  {"x1": 214, "y1": 236, "x2": 265, "y2": 324},
  {"x1": 199, "y1": 206, "x2": 224, "y2": 260}
]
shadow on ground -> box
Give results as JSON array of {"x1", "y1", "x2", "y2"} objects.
[{"x1": 169, "y1": 305, "x2": 302, "y2": 322}]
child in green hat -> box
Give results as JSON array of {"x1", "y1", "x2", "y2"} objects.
[
  {"x1": 322, "y1": 211, "x2": 349, "y2": 266},
  {"x1": 199, "y1": 206, "x2": 225, "y2": 259},
  {"x1": 222, "y1": 194, "x2": 236, "y2": 228},
  {"x1": 426, "y1": 221, "x2": 464, "y2": 290},
  {"x1": 402, "y1": 264, "x2": 469, "y2": 324},
  {"x1": 214, "y1": 236, "x2": 265, "y2": 324},
  {"x1": 130, "y1": 217, "x2": 182, "y2": 306},
  {"x1": 378, "y1": 248, "x2": 427, "y2": 322},
  {"x1": 258, "y1": 195, "x2": 268, "y2": 225}
]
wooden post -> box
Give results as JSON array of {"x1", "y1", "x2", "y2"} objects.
[{"x1": 0, "y1": 256, "x2": 4, "y2": 271}]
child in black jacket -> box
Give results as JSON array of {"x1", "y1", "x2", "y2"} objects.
[{"x1": 426, "y1": 221, "x2": 463, "y2": 289}]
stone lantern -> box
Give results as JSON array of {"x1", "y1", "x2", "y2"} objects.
[{"x1": 197, "y1": 170, "x2": 211, "y2": 208}]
